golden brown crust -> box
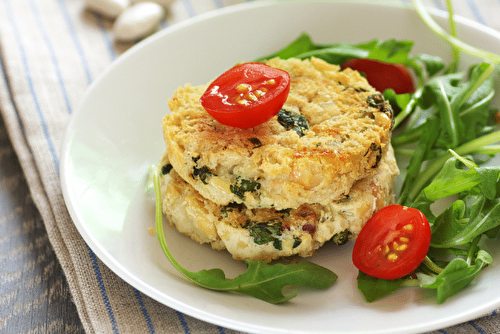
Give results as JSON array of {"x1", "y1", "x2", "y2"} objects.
[{"x1": 163, "y1": 57, "x2": 393, "y2": 210}]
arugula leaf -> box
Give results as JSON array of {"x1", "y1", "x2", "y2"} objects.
[
  {"x1": 356, "y1": 271, "x2": 410, "y2": 303},
  {"x1": 421, "y1": 157, "x2": 482, "y2": 201},
  {"x1": 354, "y1": 0, "x2": 500, "y2": 304},
  {"x1": 419, "y1": 250, "x2": 492, "y2": 303},
  {"x1": 366, "y1": 39, "x2": 413, "y2": 63},
  {"x1": 411, "y1": 0, "x2": 500, "y2": 66},
  {"x1": 256, "y1": 32, "x2": 444, "y2": 88},
  {"x1": 418, "y1": 72, "x2": 465, "y2": 148},
  {"x1": 459, "y1": 63, "x2": 497, "y2": 141},
  {"x1": 397, "y1": 115, "x2": 441, "y2": 206},
  {"x1": 152, "y1": 166, "x2": 337, "y2": 304},
  {"x1": 151, "y1": 0, "x2": 500, "y2": 306},
  {"x1": 255, "y1": 32, "x2": 318, "y2": 61},
  {"x1": 402, "y1": 130, "x2": 500, "y2": 205},
  {"x1": 255, "y1": 33, "x2": 372, "y2": 63},
  {"x1": 290, "y1": 43, "x2": 371, "y2": 65},
  {"x1": 394, "y1": 63, "x2": 497, "y2": 149},
  {"x1": 431, "y1": 196, "x2": 500, "y2": 248},
  {"x1": 409, "y1": 53, "x2": 446, "y2": 78}
]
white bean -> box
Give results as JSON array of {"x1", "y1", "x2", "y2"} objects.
[
  {"x1": 130, "y1": 0, "x2": 176, "y2": 8},
  {"x1": 84, "y1": 0, "x2": 130, "y2": 19},
  {"x1": 112, "y1": 2, "x2": 165, "y2": 42}
]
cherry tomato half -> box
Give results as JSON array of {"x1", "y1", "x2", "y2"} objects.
[
  {"x1": 341, "y1": 58, "x2": 415, "y2": 94},
  {"x1": 352, "y1": 204, "x2": 431, "y2": 280},
  {"x1": 200, "y1": 62, "x2": 290, "y2": 128}
]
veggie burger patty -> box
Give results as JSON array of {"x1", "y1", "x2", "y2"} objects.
[
  {"x1": 162, "y1": 57, "x2": 395, "y2": 210},
  {"x1": 159, "y1": 57, "x2": 399, "y2": 261},
  {"x1": 159, "y1": 148, "x2": 398, "y2": 262}
]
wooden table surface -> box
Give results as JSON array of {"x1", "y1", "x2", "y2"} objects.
[{"x1": 0, "y1": 116, "x2": 84, "y2": 334}]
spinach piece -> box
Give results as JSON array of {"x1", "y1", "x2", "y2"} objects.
[
  {"x1": 191, "y1": 157, "x2": 216, "y2": 184},
  {"x1": 248, "y1": 137, "x2": 262, "y2": 148},
  {"x1": 365, "y1": 142, "x2": 383, "y2": 169},
  {"x1": 332, "y1": 230, "x2": 352, "y2": 246},
  {"x1": 276, "y1": 208, "x2": 292, "y2": 215},
  {"x1": 230, "y1": 177, "x2": 261, "y2": 200},
  {"x1": 161, "y1": 164, "x2": 173, "y2": 175},
  {"x1": 293, "y1": 236, "x2": 302, "y2": 248},
  {"x1": 192, "y1": 165, "x2": 215, "y2": 184},
  {"x1": 277, "y1": 109, "x2": 309, "y2": 136},
  {"x1": 220, "y1": 202, "x2": 244, "y2": 218},
  {"x1": 331, "y1": 230, "x2": 351, "y2": 246},
  {"x1": 367, "y1": 93, "x2": 387, "y2": 108},
  {"x1": 246, "y1": 220, "x2": 282, "y2": 250},
  {"x1": 152, "y1": 165, "x2": 337, "y2": 303}
]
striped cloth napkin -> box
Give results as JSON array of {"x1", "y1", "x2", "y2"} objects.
[{"x1": 1, "y1": 0, "x2": 499, "y2": 333}]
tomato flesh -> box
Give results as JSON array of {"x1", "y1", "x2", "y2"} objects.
[
  {"x1": 352, "y1": 204, "x2": 431, "y2": 280},
  {"x1": 341, "y1": 58, "x2": 415, "y2": 94},
  {"x1": 200, "y1": 62, "x2": 290, "y2": 128}
]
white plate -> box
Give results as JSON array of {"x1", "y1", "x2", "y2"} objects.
[{"x1": 60, "y1": 1, "x2": 500, "y2": 333}]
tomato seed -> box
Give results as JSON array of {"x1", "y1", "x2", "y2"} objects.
[
  {"x1": 396, "y1": 244, "x2": 408, "y2": 251},
  {"x1": 387, "y1": 253, "x2": 398, "y2": 261},
  {"x1": 236, "y1": 83, "x2": 251, "y2": 93}
]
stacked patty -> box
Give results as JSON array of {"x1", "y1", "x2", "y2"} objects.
[{"x1": 159, "y1": 57, "x2": 399, "y2": 262}]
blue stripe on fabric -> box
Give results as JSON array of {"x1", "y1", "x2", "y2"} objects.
[
  {"x1": 217, "y1": 326, "x2": 226, "y2": 334},
  {"x1": 95, "y1": 14, "x2": 117, "y2": 61},
  {"x1": 55, "y1": 0, "x2": 93, "y2": 84},
  {"x1": 438, "y1": 329, "x2": 449, "y2": 334},
  {"x1": 432, "y1": 0, "x2": 444, "y2": 11},
  {"x1": 77, "y1": 9, "x2": 123, "y2": 333},
  {"x1": 3, "y1": 0, "x2": 60, "y2": 174},
  {"x1": 161, "y1": 20, "x2": 170, "y2": 29},
  {"x1": 182, "y1": 0, "x2": 196, "y2": 17},
  {"x1": 468, "y1": 321, "x2": 486, "y2": 334},
  {"x1": 28, "y1": 0, "x2": 73, "y2": 115},
  {"x1": 88, "y1": 245, "x2": 120, "y2": 334},
  {"x1": 213, "y1": 0, "x2": 223, "y2": 9},
  {"x1": 133, "y1": 288, "x2": 155, "y2": 334},
  {"x1": 48, "y1": 2, "x2": 130, "y2": 333},
  {"x1": 50, "y1": 3, "x2": 152, "y2": 332},
  {"x1": 466, "y1": 0, "x2": 488, "y2": 26},
  {"x1": 175, "y1": 310, "x2": 191, "y2": 334}
]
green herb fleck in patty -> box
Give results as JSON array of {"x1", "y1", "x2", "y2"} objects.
[{"x1": 277, "y1": 109, "x2": 309, "y2": 137}]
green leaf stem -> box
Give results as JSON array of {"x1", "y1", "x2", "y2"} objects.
[{"x1": 152, "y1": 166, "x2": 337, "y2": 304}]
